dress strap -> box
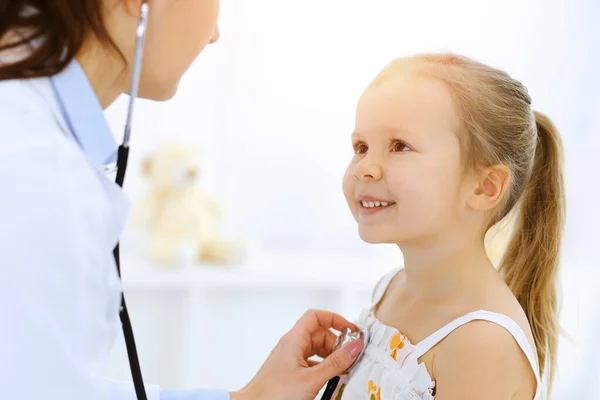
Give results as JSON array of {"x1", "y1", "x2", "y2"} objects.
[
  {"x1": 414, "y1": 310, "x2": 542, "y2": 399},
  {"x1": 370, "y1": 267, "x2": 403, "y2": 310}
]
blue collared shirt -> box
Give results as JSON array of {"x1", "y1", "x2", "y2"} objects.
[
  {"x1": 48, "y1": 60, "x2": 230, "y2": 400},
  {"x1": 49, "y1": 60, "x2": 118, "y2": 169}
]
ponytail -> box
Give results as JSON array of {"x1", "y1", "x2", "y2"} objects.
[
  {"x1": 0, "y1": 0, "x2": 121, "y2": 81},
  {"x1": 499, "y1": 111, "x2": 565, "y2": 392},
  {"x1": 395, "y1": 52, "x2": 566, "y2": 394}
]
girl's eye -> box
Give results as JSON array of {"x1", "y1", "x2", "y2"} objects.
[
  {"x1": 353, "y1": 142, "x2": 368, "y2": 154},
  {"x1": 392, "y1": 140, "x2": 410, "y2": 152}
]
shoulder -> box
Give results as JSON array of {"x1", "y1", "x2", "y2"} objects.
[
  {"x1": 0, "y1": 79, "x2": 88, "y2": 177},
  {"x1": 0, "y1": 77, "x2": 121, "y2": 220},
  {"x1": 0, "y1": 80, "x2": 68, "y2": 155},
  {"x1": 432, "y1": 319, "x2": 537, "y2": 399}
]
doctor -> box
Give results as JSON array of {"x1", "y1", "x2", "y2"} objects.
[{"x1": 0, "y1": 1, "x2": 365, "y2": 400}]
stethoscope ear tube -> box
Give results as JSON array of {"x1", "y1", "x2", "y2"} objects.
[
  {"x1": 123, "y1": 3, "x2": 149, "y2": 148},
  {"x1": 113, "y1": 3, "x2": 150, "y2": 400}
]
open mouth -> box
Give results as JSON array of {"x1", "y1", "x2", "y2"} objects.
[
  {"x1": 360, "y1": 200, "x2": 394, "y2": 209},
  {"x1": 359, "y1": 200, "x2": 396, "y2": 215}
]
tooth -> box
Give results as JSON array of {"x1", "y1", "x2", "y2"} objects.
[
  {"x1": 375, "y1": 202, "x2": 381, "y2": 207},
  {"x1": 361, "y1": 201, "x2": 367, "y2": 207},
  {"x1": 368, "y1": 201, "x2": 375, "y2": 208},
  {"x1": 381, "y1": 202, "x2": 388, "y2": 206}
]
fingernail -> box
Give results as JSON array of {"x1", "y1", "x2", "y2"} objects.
[{"x1": 344, "y1": 339, "x2": 364, "y2": 359}]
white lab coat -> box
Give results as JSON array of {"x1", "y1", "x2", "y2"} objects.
[{"x1": 0, "y1": 75, "x2": 160, "y2": 399}]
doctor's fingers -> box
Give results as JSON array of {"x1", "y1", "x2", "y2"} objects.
[
  {"x1": 306, "y1": 359, "x2": 321, "y2": 367},
  {"x1": 302, "y1": 328, "x2": 338, "y2": 360},
  {"x1": 292, "y1": 309, "x2": 357, "y2": 336},
  {"x1": 310, "y1": 338, "x2": 364, "y2": 380}
]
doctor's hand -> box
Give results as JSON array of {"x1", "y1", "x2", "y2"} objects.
[{"x1": 231, "y1": 309, "x2": 364, "y2": 400}]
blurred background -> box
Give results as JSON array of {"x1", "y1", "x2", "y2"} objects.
[{"x1": 103, "y1": 0, "x2": 599, "y2": 398}]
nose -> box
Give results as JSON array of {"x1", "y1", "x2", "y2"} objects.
[
  {"x1": 187, "y1": 168, "x2": 198, "y2": 180},
  {"x1": 209, "y1": 24, "x2": 220, "y2": 44},
  {"x1": 354, "y1": 157, "x2": 383, "y2": 181}
]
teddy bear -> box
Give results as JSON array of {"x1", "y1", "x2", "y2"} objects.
[
  {"x1": 485, "y1": 214, "x2": 517, "y2": 267},
  {"x1": 131, "y1": 142, "x2": 237, "y2": 267}
]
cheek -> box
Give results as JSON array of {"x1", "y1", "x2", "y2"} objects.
[
  {"x1": 141, "y1": 1, "x2": 219, "y2": 93},
  {"x1": 342, "y1": 164, "x2": 357, "y2": 211},
  {"x1": 389, "y1": 160, "x2": 461, "y2": 219},
  {"x1": 174, "y1": 1, "x2": 220, "y2": 60}
]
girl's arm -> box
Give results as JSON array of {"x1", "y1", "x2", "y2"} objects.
[{"x1": 431, "y1": 321, "x2": 536, "y2": 400}]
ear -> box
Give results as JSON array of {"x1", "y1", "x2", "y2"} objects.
[
  {"x1": 122, "y1": 0, "x2": 146, "y2": 17},
  {"x1": 466, "y1": 165, "x2": 510, "y2": 212}
]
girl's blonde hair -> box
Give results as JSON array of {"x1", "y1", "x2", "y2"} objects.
[{"x1": 371, "y1": 53, "x2": 565, "y2": 393}]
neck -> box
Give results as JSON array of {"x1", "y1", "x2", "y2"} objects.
[
  {"x1": 75, "y1": 38, "x2": 127, "y2": 109},
  {"x1": 398, "y1": 233, "x2": 497, "y2": 301}
]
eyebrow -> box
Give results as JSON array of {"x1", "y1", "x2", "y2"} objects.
[{"x1": 352, "y1": 127, "x2": 415, "y2": 139}]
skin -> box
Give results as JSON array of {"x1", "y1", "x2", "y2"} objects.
[
  {"x1": 79, "y1": 0, "x2": 221, "y2": 108},
  {"x1": 342, "y1": 70, "x2": 538, "y2": 399},
  {"x1": 77, "y1": 1, "x2": 364, "y2": 399}
]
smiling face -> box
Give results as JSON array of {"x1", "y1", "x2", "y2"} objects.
[{"x1": 342, "y1": 68, "x2": 473, "y2": 247}]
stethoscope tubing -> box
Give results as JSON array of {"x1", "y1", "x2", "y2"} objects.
[{"x1": 113, "y1": 3, "x2": 150, "y2": 400}]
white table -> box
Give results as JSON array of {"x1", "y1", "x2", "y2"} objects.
[{"x1": 106, "y1": 251, "x2": 390, "y2": 391}]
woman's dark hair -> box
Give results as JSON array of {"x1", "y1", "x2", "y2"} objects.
[{"x1": 0, "y1": 0, "x2": 122, "y2": 81}]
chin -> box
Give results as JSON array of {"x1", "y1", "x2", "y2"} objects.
[
  {"x1": 137, "y1": 81, "x2": 179, "y2": 102},
  {"x1": 358, "y1": 227, "x2": 393, "y2": 244}
]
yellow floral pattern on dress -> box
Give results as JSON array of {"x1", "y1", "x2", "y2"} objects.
[
  {"x1": 389, "y1": 332, "x2": 405, "y2": 360},
  {"x1": 367, "y1": 379, "x2": 381, "y2": 400}
]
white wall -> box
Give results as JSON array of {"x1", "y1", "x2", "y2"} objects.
[{"x1": 105, "y1": 0, "x2": 600, "y2": 398}]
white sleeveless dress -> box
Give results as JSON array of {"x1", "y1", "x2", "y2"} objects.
[{"x1": 329, "y1": 268, "x2": 542, "y2": 400}]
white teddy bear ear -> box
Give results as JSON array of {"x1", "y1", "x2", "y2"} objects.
[{"x1": 485, "y1": 213, "x2": 517, "y2": 267}]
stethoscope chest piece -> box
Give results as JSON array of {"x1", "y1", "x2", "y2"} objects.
[
  {"x1": 320, "y1": 325, "x2": 370, "y2": 400},
  {"x1": 332, "y1": 325, "x2": 370, "y2": 374}
]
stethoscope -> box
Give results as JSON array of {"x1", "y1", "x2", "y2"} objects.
[
  {"x1": 112, "y1": 3, "x2": 149, "y2": 400},
  {"x1": 113, "y1": 5, "x2": 371, "y2": 400},
  {"x1": 320, "y1": 326, "x2": 370, "y2": 400}
]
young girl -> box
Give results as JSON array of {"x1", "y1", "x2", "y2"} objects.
[{"x1": 336, "y1": 53, "x2": 564, "y2": 399}]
